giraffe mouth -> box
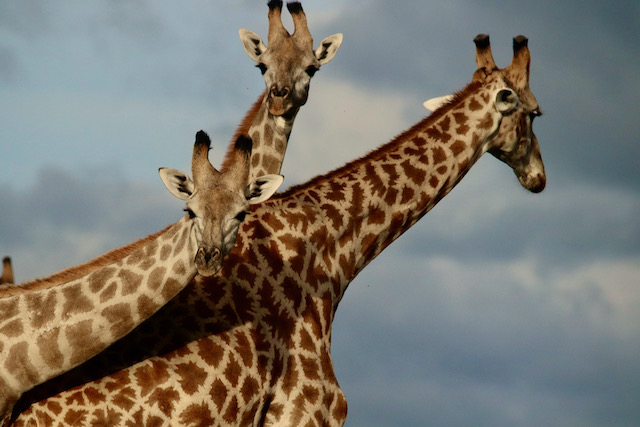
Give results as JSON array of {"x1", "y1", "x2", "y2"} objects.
[
  {"x1": 268, "y1": 97, "x2": 290, "y2": 116},
  {"x1": 195, "y1": 247, "x2": 223, "y2": 277}
]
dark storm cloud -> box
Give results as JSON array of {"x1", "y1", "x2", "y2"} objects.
[
  {"x1": 0, "y1": 165, "x2": 179, "y2": 281},
  {"x1": 318, "y1": 0, "x2": 640, "y2": 193}
]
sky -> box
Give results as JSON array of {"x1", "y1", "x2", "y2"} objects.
[{"x1": 1, "y1": 1, "x2": 639, "y2": 426}]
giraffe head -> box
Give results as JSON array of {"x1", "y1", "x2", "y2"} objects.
[
  {"x1": 425, "y1": 35, "x2": 546, "y2": 193},
  {"x1": 159, "y1": 131, "x2": 283, "y2": 276},
  {"x1": 239, "y1": 1, "x2": 342, "y2": 117}
]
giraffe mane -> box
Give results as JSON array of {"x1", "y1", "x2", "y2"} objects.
[
  {"x1": 220, "y1": 91, "x2": 266, "y2": 171},
  {"x1": 6, "y1": 222, "x2": 177, "y2": 295},
  {"x1": 273, "y1": 80, "x2": 483, "y2": 200}
]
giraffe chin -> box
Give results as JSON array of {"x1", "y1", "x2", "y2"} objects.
[
  {"x1": 194, "y1": 247, "x2": 223, "y2": 277},
  {"x1": 268, "y1": 98, "x2": 291, "y2": 116},
  {"x1": 518, "y1": 172, "x2": 546, "y2": 193}
]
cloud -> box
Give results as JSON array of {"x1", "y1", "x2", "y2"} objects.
[
  {"x1": 0, "y1": 165, "x2": 180, "y2": 282},
  {"x1": 332, "y1": 250, "x2": 640, "y2": 426}
]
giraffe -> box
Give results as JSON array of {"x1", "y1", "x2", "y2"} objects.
[
  {"x1": 0, "y1": 258, "x2": 13, "y2": 286},
  {"x1": 12, "y1": 34, "x2": 545, "y2": 426},
  {"x1": 5, "y1": 0, "x2": 341, "y2": 297},
  {"x1": 0, "y1": 131, "x2": 283, "y2": 424},
  {"x1": 9, "y1": 1, "x2": 343, "y2": 417},
  {"x1": 232, "y1": 0, "x2": 342, "y2": 181}
]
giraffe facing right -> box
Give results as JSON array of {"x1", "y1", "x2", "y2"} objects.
[
  {"x1": 0, "y1": 131, "x2": 282, "y2": 424},
  {"x1": 13, "y1": 35, "x2": 545, "y2": 426}
]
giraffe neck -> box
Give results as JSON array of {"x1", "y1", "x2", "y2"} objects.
[
  {"x1": 222, "y1": 91, "x2": 298, "y2": 181},
  {"x1": 274, "y1": 80, "x2": 498, "y2": 298},
  {"x1": 0, "y1": 215, "x2": 196, "y2": 418}
]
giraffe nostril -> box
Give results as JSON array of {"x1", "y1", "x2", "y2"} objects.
[{"x1": 270, "y1": 86, "x2": 290, "y2": 99}]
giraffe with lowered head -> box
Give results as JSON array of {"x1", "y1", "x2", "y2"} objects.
[
  {"x1": 0, "y1": 131, "x2": 282, "y2": 424},
  {"x1": 14, "y1": 35, "x2": 545, "y2": 426}
]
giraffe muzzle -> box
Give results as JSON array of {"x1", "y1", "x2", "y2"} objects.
[
  {"x1": 195, "y1": 246, "x2": 223, "y2": 277},
  {"x1": 268, "y1": 86, "x2": 292, "y2": 116}
]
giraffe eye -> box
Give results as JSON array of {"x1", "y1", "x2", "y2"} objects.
[{"x1": 256, "y1": 63, "x2": 268, "y2": 75}]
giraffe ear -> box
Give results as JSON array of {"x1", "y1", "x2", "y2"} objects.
[
  {"x1": 245, "y1": 174, "x2": 284, "y2": 205},
  {"x1": 315, "y1": 34, "x2": 343, "y2": 65},
  {"x1": 423, "y1": 94, "x2": 454, "y2": 112},
  {"x1": 239, "y1": 29, "x2": 267, "y2": 62},
  {"x1": 495, "y1": 88, "x2": 519, "y2": 115},
  {"x1": 159, "y1": 168, "x2": 195, "y2": 201}
]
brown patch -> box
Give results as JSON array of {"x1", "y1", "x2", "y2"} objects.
[
  {"x1": 321, "y1": 203, "x2": 343, "y2": 231},
  {"x1": 99, "y1": 281, "x2": 117, "y2": 303},
  {"x1": 0, "y1": 298, "x2": 19, "y2": 319},
  {"x1": 37, "y1": 328, "x2": 64, "y2": 370},
  {"x1": 112, "y1": 385, "x2": 137, "y2": 411},
  {"x1": 119, "y1": 269, "x2": 143, "y2": 296},
  {"x1": 431, "y1": 146, "x2": 447, "y2": 165},
  {"x1": 175, "y1": 361, "x2": 207, "y2": 395},
  {"x1": 83, "y1": 386, "x2": 106, "y2": 405},
  {"x1": 384, "y1": 187, "x2": 398, "y2": 206},
  {"x1": 197, "y1": 338, "x2": 226, "y2": 369},
  {"x1": 436, "y1": 165, "x2": 448, "y2": 175},
  {"x1": 171, "y1": 231, "x2": 185, "y2": 257},
  {"x1": 5, "y1": 341, "x2": 38, "y2": 385},
  {"x1": 136, "y1": 293, "x2": 157, "y2": 319},
  {"x1": 160, "y1": 244, "x2": 172, "y2": 262},
  {"x1": 66, "y1": 319, "x2": 105, "y2": 365},
  {"x1": 161, "y1": 277, "x2": 182, "y2": 301},
  {"x1": 262, "y1": 154, "x2": 281, "y2": 174},
  {"x1": 179, "y1": 402, "x2": 215, "y2": 426},
  {"x1": 146, "y1": 266, "x2": 167, "y2": 292},
  {"x1": 300, "y1": 355, "x2": 320, "y2": 380},
  {"x1": 63, "y1": 408, "x2": 89, "y2": 426},
  {"x1": 400, "y1": 159, "x2": 427, "y2": 185},
  {"x1": 223, "y1": 396, "x2": 240, "y2": 424},
  {"x1": 138, "y1": 257, "x2": 156, "y2": 271},
  {"x1": 478, "y1": 111, "x2": 494, "y2": 130},
  {"x1": 326, "y1": 180, "x2": 347, "y2": 202},
  {"x1": 332, "y1": 392, "x2": 349, "y2": 422},
  {"x1": 366, "y1": 207, "x2": 386, "y2": 226},
  {"x1": 61, "y1": 283, "x2": 95, "y2": 319},
  {"x1": 468, "y1": 96, "x2": 483, "y2": 111},
  {"x1": 303, "y1": 385, "x2": 320, "y2": 405},
  {"x1": 299, "y1": 326, "x2": 316, "y2": 352},
  {"x1": 456, "y1": 124, "x2": 470, "y2": 135},
  {"x1": 224, "y1": 356, "x2": 243, "y2": 388},
  {"x1": 172, "y1": 259, "x2": 187, "y2": 276},
  {"x1": 240, "y1": 376, "x2": 259, "y2": 405},
  {"x1": 439, "y1": 115, "x2": 451, "y2": 132},
  {"x1": 101, "y1": 303, "x2": 134, "y2": 337},
  {"x1": 234, "y1": 331, "x2": 255, "y2": 369},
  {"x1": 148, "y1": 386, "x2": 180, "y2": 417},
  {"x1": 0, "y1": 318, "x2": 23, "y2": 337},
  {"x1": 429, "y1": 175, "x2": 440, "y2": 189},
  {"x1": 450, "y1": 139, "x2": 466, "y2": 156},
  {"x1": 87, "y1": 266, "x2": 117, "y2": 293},
  {"x1": 210, "y1": 377, "x2": 228, "y2": 411},
  {"x1": 91, "y1": 407, "x2": 123, "y2": 426},
  {"x1": 133, "y1": 359, "x2": 171, "y2": 397}
]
